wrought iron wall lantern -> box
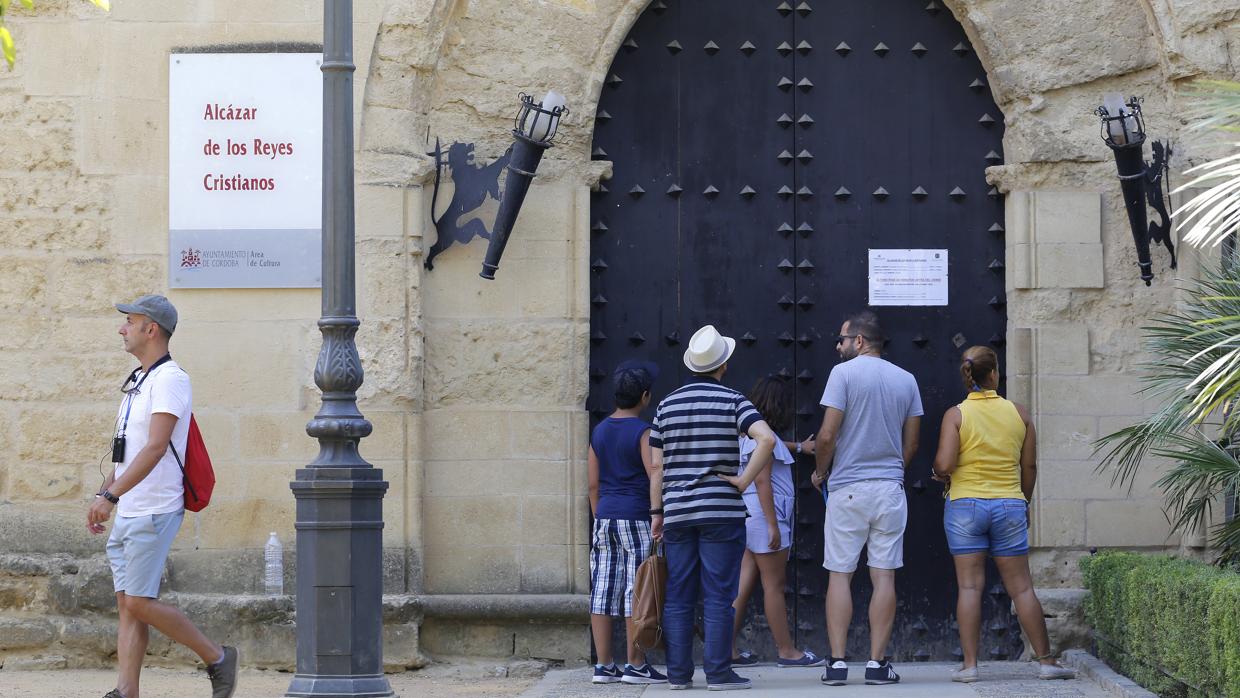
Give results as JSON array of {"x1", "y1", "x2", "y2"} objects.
[
  {"x1": 1095, "y1": 94, "x2": 1175, "y2": 286},
  {"x1": 425, "y1": 91, "x2": 569, "y2": 279}
]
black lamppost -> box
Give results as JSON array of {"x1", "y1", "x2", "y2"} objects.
[
  {"x1": 286, "y1": 1, "x2": 392, "y2": 696},
  {"x1": 1096, "y1": 94, "x2": 1157, "y2": 285},
  {"x1": 479, "y1": 91, "x2": 569, "y2": 279}
]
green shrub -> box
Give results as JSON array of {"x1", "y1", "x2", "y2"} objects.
[{"x1": 1081, "y1": 552, "x2": 1240, "y2": 697}]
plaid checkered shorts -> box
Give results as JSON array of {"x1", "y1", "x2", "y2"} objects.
[{"x1": 589, "y1": 518, "x2": 653, "y2": 617}]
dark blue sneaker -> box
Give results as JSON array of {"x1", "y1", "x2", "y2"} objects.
[
  {"x1": 592, "y1": 663, "x2": 623, "y2": 684},
  {"x1": 776, "y1": 649, "x2": 825, "y2": 668},
  {"x1": 821, "y1": 659, "x2": 849, "y2": 686},
  {"x1": 731, "y1": 650, "x2": 759, "y2": 666},
  {"x1": 864, "y1": 659, "x2": 900, "y2": 685},
  {"x1": 706, "y1": 671, "x2": 752, "y2": 691},
  {"x1": 621, "y1": 663, "x2": 668, "y2": 684}
]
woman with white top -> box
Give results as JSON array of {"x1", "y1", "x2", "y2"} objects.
[{"x1": 730, "y1": 376, "x2": 824, "y2": 667}]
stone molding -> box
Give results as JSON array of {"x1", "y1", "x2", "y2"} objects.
[{"x1": 1007, "y1": 190, "x2": 1105, "y2": 290}]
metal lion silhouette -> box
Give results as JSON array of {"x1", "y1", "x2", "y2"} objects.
[{"x1": 425, "y1": 140, "x2": 513, "y2": 270}]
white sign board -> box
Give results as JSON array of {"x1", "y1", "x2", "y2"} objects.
[
  {"x1": 868, "y1": 249, "x2": 949, "y2": 306},
  {"x1": 169, "y1": 53, "x2": 322, "y2": 288}
]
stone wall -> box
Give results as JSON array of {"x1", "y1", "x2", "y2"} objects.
[{"x1": 1, "y1": 0, "x2": 1239, "y2": 669}]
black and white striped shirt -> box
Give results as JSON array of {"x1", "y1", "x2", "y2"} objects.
[{"x1": 649, "y1": 378, "x2": 762, "y2": 529}]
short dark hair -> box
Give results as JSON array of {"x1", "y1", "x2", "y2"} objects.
[
  {"x1": 845, "y1": 310, "x2": 885, "y2": 344},
  {"x1": 142, "y1": 317, "x2": 172, "y2": 341},
  {"x1": 614, "y1": 366, "x2": 654, "y2": 409}
]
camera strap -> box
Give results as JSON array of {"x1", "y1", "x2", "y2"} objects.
[{"x1": 117, "y1": 354, "x2": 173, "y2": 437}]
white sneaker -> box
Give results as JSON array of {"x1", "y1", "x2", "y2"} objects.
[
  {"x1": 951, "y1": 665, "x2": 978, "y2": 683},
  {"x1": 1038, "y1": 662, "x2": 1076, "y2": 680}
]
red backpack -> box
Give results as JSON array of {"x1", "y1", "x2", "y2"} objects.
[{"x1": 169, "y1": 415, "x2": 215, "y2": 512}]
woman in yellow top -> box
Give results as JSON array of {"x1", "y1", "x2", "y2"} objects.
[{"x1": 932, "y1": 346, "x2": 1074, "y2": 683}]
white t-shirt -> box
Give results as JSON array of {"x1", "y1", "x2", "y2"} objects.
[{"x1": 113, "y1": 360, "x2": 191, "y2": 517}]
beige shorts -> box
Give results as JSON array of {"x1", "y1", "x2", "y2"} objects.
[{"x1": 822, "y1": 479, "x2": 907, "y2": 573}]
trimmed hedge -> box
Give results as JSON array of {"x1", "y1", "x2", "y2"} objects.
[{"x1": 1081, "y1": 552, "x2": 1240, "y2": 697}]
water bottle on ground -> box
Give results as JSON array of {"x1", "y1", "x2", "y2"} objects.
[{"x1": 264, "y1": 532, "x2": 283, "y2": 596}]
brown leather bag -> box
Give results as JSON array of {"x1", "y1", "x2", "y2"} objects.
[{"x1": 631, "y1": 540, "x2": 667, "y2": 651}]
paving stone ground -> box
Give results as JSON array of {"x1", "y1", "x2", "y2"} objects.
[
  {"x1": 0, "y1": 662, "x2": 539, "y2": 698},
  {"x1": 0, "y1": 659, "x2": 1120, "y2": 697},
  {"x1": 523, "y1": 661, "x2": 1113, "y2": 698}
]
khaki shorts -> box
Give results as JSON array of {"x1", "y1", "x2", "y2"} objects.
[{"x1": 822, "y1": 480, "x2": 907, "y2": 573}]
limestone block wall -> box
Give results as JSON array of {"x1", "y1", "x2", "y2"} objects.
[{"x1": 0, "y1": 0, "x2": 411, "y2": 576}]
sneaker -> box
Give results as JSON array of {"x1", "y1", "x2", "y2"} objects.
[
  {"x1": 951, "y1": 665, "x2": 979, "y2": 683},
  {"x1": 207, "y1": 646, "x2": 239, "y2": 698},
  {"x1": 776, "y1": 649, "x2": 826, "y2": 668},
  {"x1": 592, "y1": 663, "x2": 623, "y2": 684},
  {"x1": 669, "y1": 679, "x2": 694, "y2": 690},
  {"x1": 864, "y1": 659, "x2": 900, "y2": 685},
  {"x1": 821, "y1": 660, "x2": 849, "y2": 686},
  {"x1": 706, "y1": 671, "x2": 752, "y2": 691},
  {"x1": 731, "y1": 650, "x2": 759, "y2": 666},
  {"x1": 103, "y1": 691, "x2": 126, "y2": 698},
  {"x1": 621, "y1": 663, "x2": 668, "y2": 684},
  {"x1": 1038, "y1": 662, "x2": 1076, "y2": 680}
]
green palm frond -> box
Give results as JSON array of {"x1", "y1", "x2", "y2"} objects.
[
  {"x1": 1149, "y1": 433, "x2": 1240, "y2": 531},
  {"x1": 1096, "y1": 269, "x2": 1240, "y2": 493},
  {"x1": 1175, "y1": 80, "x2": 1240, "y2": 248},
  {"x1": 1099, "y1": 80, "x2": 1240, "y2": 560}
]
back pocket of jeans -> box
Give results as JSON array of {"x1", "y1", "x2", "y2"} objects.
[
  {"x1": 1001, "y1": 502, "x2": 1028, "y2": 532},
  {"x1": 945, "y1": 500, "x2": 978, "y2": 535}
]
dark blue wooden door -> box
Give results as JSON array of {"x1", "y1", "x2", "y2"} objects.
[{"x1": 589, "y1": 0, "x2": 1017, "y2": 662}]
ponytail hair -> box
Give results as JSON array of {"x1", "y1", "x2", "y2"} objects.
[{"x1": 960, "y1": 346, "x2": 998, "y2": 393}]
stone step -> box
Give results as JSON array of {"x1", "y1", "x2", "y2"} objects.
[{"x1": 0, "y1": 593, "x2": 426, "y2": 672}]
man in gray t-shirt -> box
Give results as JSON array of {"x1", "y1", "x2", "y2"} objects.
[{"x1": 810, "y1": 311, "x2": 922, "y2": 686}]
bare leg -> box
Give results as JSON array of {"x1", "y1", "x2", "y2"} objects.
[
  {"x1": 826, "y1": 571, "x2": 853, "y2": 659},
  {"x1": 624, "y1": 616, "x2": 646, "y2": 666},
  {"x1": 116, "y1": 592, "x2": 149, "y2": 698},
  {"x1": 754, "y1": 549, "x2": 802, "y2": 659},
  {"x1": 731, "y1": 551, "x2": 758, "y2": 657},
  {"x1": 590, "y1": 614, "x2": 614, "y2": 666},
  {"x1": 124, "y1": 597, "x2": 222, "y2": 665},
  {"x1": 952, "y1": 553, "x2": 987, "y2": 669},
  {"x1": 994, "y1": 555, "x2": 1057, "y2": 665},
  {"x1": 868, "y1": 567, "x2": 897, "y2": 661}
]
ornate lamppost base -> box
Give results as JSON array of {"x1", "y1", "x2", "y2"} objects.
[
  {"x1": 287, "y1": 468, "x2": 392, "y2": 698},
  {"x1": 285, "y1": 674, "x2": 394, "y2": 698}
]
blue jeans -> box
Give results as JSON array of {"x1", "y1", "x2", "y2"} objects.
[
  {"x1": 663, "y1": 522, "x2": 746, "y2": 684},
  {"x1": 944, "y1": 497, "x2": 1029, "y2": 557}
]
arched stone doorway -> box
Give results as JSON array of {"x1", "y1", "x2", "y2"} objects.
[{"x1": 588, "y1": 0, "x2": 1016, "y2": 661}]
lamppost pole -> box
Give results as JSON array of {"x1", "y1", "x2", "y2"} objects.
[{"x1": 286, "y1": 1, "x2": 393, "y2": 696}]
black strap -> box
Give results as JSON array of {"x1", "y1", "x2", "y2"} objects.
[
  {"x1": 118, "y1": 354, "x2": 173, "y2": 437},
  {"x1": 168, "y1": 440, "x2": 199, "y2": 502}
]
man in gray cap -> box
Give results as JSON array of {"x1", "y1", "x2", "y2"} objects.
[{"x1": 87, "y1": 294, "x2": 239, "y2": 698}]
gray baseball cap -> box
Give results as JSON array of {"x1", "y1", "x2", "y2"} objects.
[{"x1": 115, "y1": 294, "x2": 178, "y2": 335}]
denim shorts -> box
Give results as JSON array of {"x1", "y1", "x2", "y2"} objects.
[
  {"x1": 943, "y1": 497, "x2": 1029, "y2": 557},
  {"x1": 106, "y1": 510, "x2": 184, "y2": 598}
]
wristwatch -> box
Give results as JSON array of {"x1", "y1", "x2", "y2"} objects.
[
  {"x1": 796, "y1": 441, "x2": 802, "y2": 454},
  {"x1": 100, "y1": 490, "x2": 119, "y2": 504},
  {"x1": 649, "y1": 507, "x2": 663, "y2": 515}
]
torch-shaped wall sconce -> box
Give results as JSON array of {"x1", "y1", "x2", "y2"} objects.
[
  {"x1": 1095, "y1": 94, "x2": 1176, "y2": 286},
  {"x1": 424, "y1": 91, "x2": 569, "y2": 278}
]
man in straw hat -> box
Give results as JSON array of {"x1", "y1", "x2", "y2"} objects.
[{"x1": 648, "y1": 325, "x2": 778, "y2": 691}]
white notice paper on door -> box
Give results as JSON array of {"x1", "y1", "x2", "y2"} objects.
[{"x1": 868, "y1": 249, "x2": 949, "y2": 306}]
